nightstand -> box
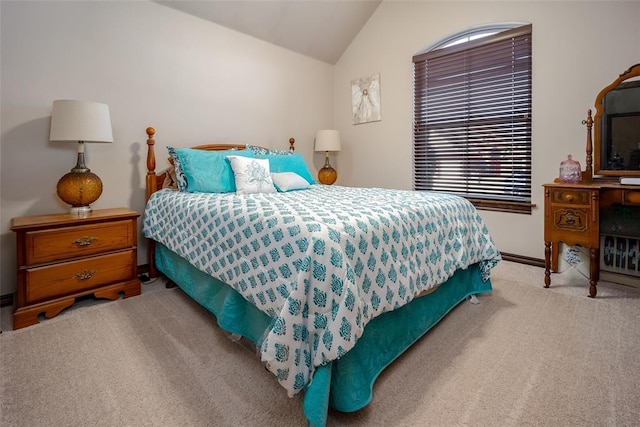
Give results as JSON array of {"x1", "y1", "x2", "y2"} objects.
[{"x1": 11, "y1": 208, "x2": 141, "y2": 329}]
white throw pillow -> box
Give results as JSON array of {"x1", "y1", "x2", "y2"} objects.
[
  {"x1": 227, "y1": 156, "x2": 277, "y2": 194},
  {"x1": 271, "y1": 172, "x2": 311, "y2": 192}
]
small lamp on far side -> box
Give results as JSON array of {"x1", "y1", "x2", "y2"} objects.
[
  {"x1": 315, "y1": 130, "x2": 341, "y2": 185},
  {"x1": 50, "y1": 100, "x2": 113, "y2": 214}
]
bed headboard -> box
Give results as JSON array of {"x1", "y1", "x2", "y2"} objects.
[{"x1": 144, "y1": 126, "x2": 296, "y2": 201}]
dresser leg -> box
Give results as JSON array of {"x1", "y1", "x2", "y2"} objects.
[
  {"x1": 13, "y1": 298, "x2": 76, "y2": 330},
  {"x1": 544, "y1": 241, "x2": 551, "y2": 288},
  {"x1": 588, "y1": 247, "x2": 599, "y2": 298},
  {"x1": 588, "y1": 280, "x2": 597, "y2": 298}
]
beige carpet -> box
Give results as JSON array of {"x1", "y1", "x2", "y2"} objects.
[{"x1": 1, "y1": 262, "x2": 639, "y2": 426}]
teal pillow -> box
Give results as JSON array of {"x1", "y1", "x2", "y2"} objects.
[
  {"x1": 175, "y1": 148, "x2": 254, "y2": 193},
  {"x1": 256, "y1": 153, "x2": 316, "y2": 184}
]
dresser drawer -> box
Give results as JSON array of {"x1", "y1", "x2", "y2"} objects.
[
  {"x1": 25, "y1": 219, "x2": 135, "y2": 265},
  {"x1": 550, "y1": 188, "x2": 592, "y2": 206},
  {"x1": 552, "y1": 208, "x2": 590, "y2": 233},
  {"x1": 24, "y1": 250, "x2": 136, "y2": 303}
]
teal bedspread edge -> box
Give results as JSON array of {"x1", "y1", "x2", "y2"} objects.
[
  {"x1": 155, "y1": 244, "x2": 492, "y2": 427},
  {"x1": 156, "y1": 243, "x2": 271, "y2": 345},
  {"x1": 322, "y1": 266, "x2": 491, "y2": 413}
]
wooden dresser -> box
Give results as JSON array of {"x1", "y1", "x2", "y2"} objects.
[
  {"x1": 544, "y1": 65, "x2": 640, "y2": 297},
  {"x1": 543, "y1": 182, "x2": 640, "y2": 297},
  {"x1": 11, "y1": 208, "x2": 141, "y2": 329}
]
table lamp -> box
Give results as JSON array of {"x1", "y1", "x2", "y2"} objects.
[
  {"x1": 315, "y1": 130, "x2": 341, "y2": 185},
  {"x1": 50, "y1": 100, "x2": 113, "y2": 214}
]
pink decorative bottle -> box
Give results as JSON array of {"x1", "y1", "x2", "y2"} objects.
[{"x1": 559, "y1": 154, "x2": 582, "y2": 183}]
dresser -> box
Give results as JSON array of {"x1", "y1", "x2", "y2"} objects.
[
  {"x1": 544, "y1": 65, "x2": 640, "y2": 297},
  {"x1": 543, "y1": 183, "x2": 640, "y2": 297},
  {"x1": 11, "y1": 208, "x2": 141, "y2": 329}
]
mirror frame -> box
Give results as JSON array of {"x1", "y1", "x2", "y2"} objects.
[{"x1": 593, "y1": 63, "x2": 640, "y2": 178}]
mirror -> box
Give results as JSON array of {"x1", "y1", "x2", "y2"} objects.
[{"x1": 593, "y1": 64, "x2": 640, "y2": 177}]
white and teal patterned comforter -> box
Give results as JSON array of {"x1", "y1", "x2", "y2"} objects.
[{"x1": 143, "y1": 186, "x2": 500, "y2": 396}]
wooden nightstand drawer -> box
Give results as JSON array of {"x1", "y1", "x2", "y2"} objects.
[
  {"x1": 24, "y1": 250, "x2": 136, "y2": 304},
  {"x1": 25, "y1": 220, "x2": 135, "y2": 265},
  {"x1": 550, "y1": 188, "x2": 591, "y2": 206}
]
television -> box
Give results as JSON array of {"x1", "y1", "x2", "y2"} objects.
[{"x1": 605, "y1": 112, "x2": 640, "y2": 171}]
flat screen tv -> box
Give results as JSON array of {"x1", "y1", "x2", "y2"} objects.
[{"x1": 605, "y1": 112, "x2": 640, "y2": 171}]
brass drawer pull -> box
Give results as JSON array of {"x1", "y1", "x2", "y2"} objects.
[
  {"x1": 74, "y1": 270, "x2": 97, "y2": 280},
  {"x1": 562, "y1": 194, "x2": 575, "y2": 202},
  {"x1": 624, "y1": 192, "x2": 640, "y2": 205},
  {"x1": 73, "y1": 236, "x2": 97, "y2": 247}
]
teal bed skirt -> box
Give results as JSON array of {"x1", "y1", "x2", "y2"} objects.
[{"x1": 155, "y1": 243, "x2": 493, "y2": 427}]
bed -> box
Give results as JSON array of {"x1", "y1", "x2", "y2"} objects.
[{"x1": 142, "y1": 127, "x2": 501, "y2": 426}]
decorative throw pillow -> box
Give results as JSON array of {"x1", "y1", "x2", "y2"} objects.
[
  {"x1": 271, "y1": 172, "x2": 311, "y2": 192},
  {"x1": 167, "y1": 146, "x2": 188, "y2": 191},
  {"x1": 255, "y1": 153, "x2": 316, "y2": 184},
  {"x1": 174, "y1": 148, "x2": 254, "y2": 193},
  {"x1": 161, "y1": 165, "x2": 179, "y2": 190},
  {"x1": 266, "y1": 148, "x2": 294, "y2": 155},
  {"x1": 227, "y1": 156, "x2": 277, "y2": 194},
  {"x1": 245, "y1": 144, "x2": 270, "y2": 156},
  {"x1": 245, "y1": 144, "x2": 293, "y2": 156}
]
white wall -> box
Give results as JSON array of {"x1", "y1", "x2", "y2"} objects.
[
  {"x1": 333, "y1": 0, "x2": 640, "y2": 260},
  {"x1": 0, "y1": 1, "x2": 334, "y2": 295},
  {"x1": 2, "y1": 1, "x2": 639, "y2": 297}
]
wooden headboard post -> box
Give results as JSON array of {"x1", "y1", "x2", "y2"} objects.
[
  {"x1": 143, "y1": 127, "x2": 296, "y2": 278},
  {"x1": 145, "y1": 127, "x2": 159, "y2": 277},
  {"x1": 145, "y1": 127, "x2": 157, "y2": 202}
]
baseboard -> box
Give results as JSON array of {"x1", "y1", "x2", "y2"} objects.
[
  {"x1": 0, "y1": 293, "x2": 13, "y2": 308},
  {"x1": 500, "y1": 252, "x2": 545, "y2": 268},
  {"x1": 137, "y1": 264, "x2": 149, "y2": 275}
]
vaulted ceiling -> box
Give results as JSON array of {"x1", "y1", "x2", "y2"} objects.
[{"x1": 155, "y1": 1, "x2": 382, "y2": 64}]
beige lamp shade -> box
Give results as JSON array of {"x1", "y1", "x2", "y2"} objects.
[
  {"x1": 50, "y1": 100, "x2": 113, "y2": 143},
  {"x1": 314, "y1": 129, "x2": 341, "y2": 152}
]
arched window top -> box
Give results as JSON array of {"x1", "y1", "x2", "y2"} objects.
[{"x1": 416, "y1": 22, "x2": 530, "y2": 56}]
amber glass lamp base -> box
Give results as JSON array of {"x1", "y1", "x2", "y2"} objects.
[
  {"x1": 318, "y1": 165, "x2": 337, "y2": 185},
  {"x1": 56, "y1": 171, "x2": 103, "y2": 213},
  {"x1": 56, "y1": 151, "x2": 103, "y2": 213},
  {"x1": 318, "y1": 152, "x2": 338, "y2": 185}
]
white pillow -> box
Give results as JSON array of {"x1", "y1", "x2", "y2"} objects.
[
  {"x1": 271, "y1": 172, "x2": 311, "y2": 192},
  {"x1": 227, "y1": 156, "x2": 277, "y2": 194}
]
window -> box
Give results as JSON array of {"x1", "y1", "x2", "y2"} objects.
[{"x1": 413, "y1": 24, "x2": 533, "y2": 214}]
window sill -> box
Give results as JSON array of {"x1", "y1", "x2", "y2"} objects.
[{"x1": 466, "y1": 198, "x2": 535, "y2": 215}]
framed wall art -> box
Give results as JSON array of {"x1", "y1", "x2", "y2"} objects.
[{"x1": 351, "y1": 73, "x2": 381, "y2": 125}]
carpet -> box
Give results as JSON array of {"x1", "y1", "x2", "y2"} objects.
[{"x1": 1, "y1": 262, "x2": 639, "y2": 426}]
